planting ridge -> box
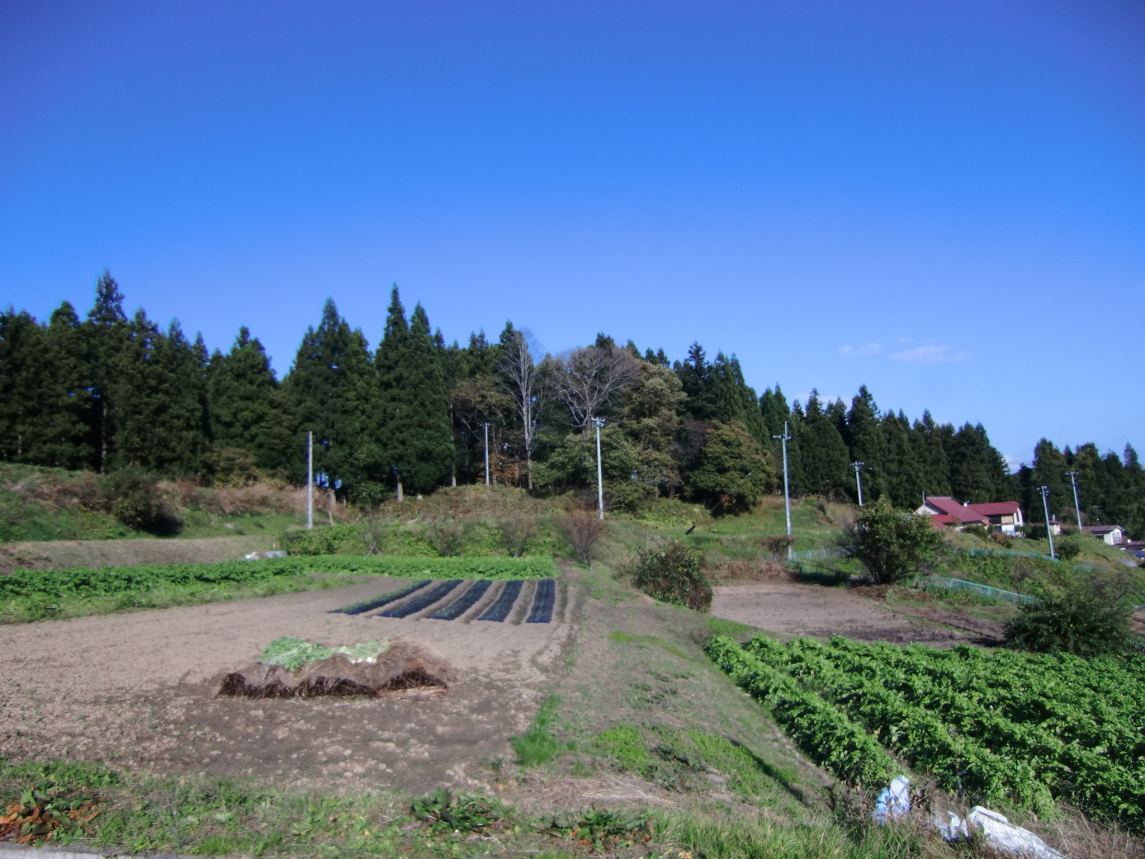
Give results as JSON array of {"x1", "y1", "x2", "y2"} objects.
[
  {"x1": 526, "y1": 578, "x2": 556, "y2": 623},
  {"x1": 379, "y1": 580, "x2": 463, "y2": 619},
  {"x1": 477, "y1": 580, "x2": 524, "y2": 622},
  {"x1": 330, "y1": 580, "x2": 433, "y2": 615},
  {"x1": 428, "y1": 580, "x2": 493, "y2": 620}
]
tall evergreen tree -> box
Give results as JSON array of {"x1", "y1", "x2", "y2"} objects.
[
  {"x1": 36, "y1": 302, "x2": 95, "y2": 469},
  {"x1": 0, "y1": 308, "x2": 48, "y2": 463},
  {"x1": 375, "y1": 288, "x2": 452, "y2": 499},
  {"x1": 285, "y1": 299, "x2": 379, "y2": 498},
  {"x1": 1021, "y1": 439, "x2": 1073, "y2": 523},
  {"x1": 844, "y1": 385, "x2": 887, "y2": 502},
  {"x1": 109, "y1": 309, "x2": 170, "y2": 471},
  {"x1": 84, "y1": 270, "x2": 128, "y2": 473},
  {"x1": 209, "y1": 327, "x2": 282, "y2": 469},
  {"x1": 881, "y1": 411, "x2": 923, "y2": 509},
  {"x1": 798, "y1": 391, "x2": 851, "y2": 496},
  {"x1": 910, "y1": 411, "x2": 951, "y2": 498},
  {"x1": 946, "y1": 423, "x2": 1008, "y2": 503}
]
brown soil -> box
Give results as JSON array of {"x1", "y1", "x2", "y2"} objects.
[
  {"x1": 710, "y1": 581, "x2": 1001, "y2": 646},
  {"x1": 0, "y1": 578, "x2": 576, "y2": 793}
]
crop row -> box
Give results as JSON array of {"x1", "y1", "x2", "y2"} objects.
[
  {"x1": 742, "y1": 637, "x2": 1053, "y2": 813},
  {"x1": 331, "y1": 580, "x2": 432, "y2": 616},
  {"x1": 0, "y1": 555, "x2": 556, "y2": 601},
  {"x1": 379, "y1": 580, "x2": 463, "y2": 618},
  {"x1": 429, "y1": 580, "x2": 492, "y2": 620},
  {"x1": 478, "y1": 580, "x2": 524, "y2": 622},
  {"x1": 704, "y1": 635, "x2": 900, "y2": 787},
  {"x1": 526, "y1": 579, "x2": 556, "y2": 623},
  {"x1": 725, "y1": 634, "x2": 1145, "y2": 828},
  {"x1": 332, "y1": 577, "x2": 558, "y2": 623}
]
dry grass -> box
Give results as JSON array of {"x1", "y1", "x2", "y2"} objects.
[{"x1": 707, "y1": 558, "x2": 790, "y2": 582}]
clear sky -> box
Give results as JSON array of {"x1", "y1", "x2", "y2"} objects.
[{"x1": 2, "y1": 0, "x2": 1143, "y2": 470}]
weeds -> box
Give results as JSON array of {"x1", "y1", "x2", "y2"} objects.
[{"x1": 510, "y1": 694, "x2": 563, "y2": 766}]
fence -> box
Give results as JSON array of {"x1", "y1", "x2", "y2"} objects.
[
  {"x1": 914, "y1": 575, "x2": 1038, "y2": 606},
  {"x1": 791, "y1": 547, "x2": 846, "y2": 562}
]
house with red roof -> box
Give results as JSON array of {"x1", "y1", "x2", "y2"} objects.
[{"x1": 914, "y1": 496, "x2": 1025, "y2": 535}]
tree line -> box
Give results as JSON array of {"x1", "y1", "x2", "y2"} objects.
[{"x1": 1, "y1": 272, "x2": 1141, "y2": 535}]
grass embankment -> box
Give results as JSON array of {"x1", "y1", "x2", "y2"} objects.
[{"x1": 0, "y1": 555, "x2": 556, "y2": 623}]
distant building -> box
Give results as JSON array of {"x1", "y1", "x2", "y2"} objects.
[
  {"x1": 915, "y1": 497, "x2": 1025, "y2": 536},
  {"x1": 1082, "y1": 524, "x2": 1125, "y2": 546}
]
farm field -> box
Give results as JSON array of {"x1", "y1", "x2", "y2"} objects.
[
  {"x1": 2, "y1": 486, "x2": 1143, "y2": 857},
  {"x1": 710, "y1": 581, "x2": 1005, "y2": 646},
  {"x1": 0, "y1": 575, "x2": 575, "y2": 792}
]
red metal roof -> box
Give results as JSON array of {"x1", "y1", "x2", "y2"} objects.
[
  {"x1": 921, "y1": 497, "x2": 988, "y2": 523},
  {"x1": 967, "y1": 501, "x2": 1021, "y2": 516}
]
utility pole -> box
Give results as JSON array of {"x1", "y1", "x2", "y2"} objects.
[
  {"x1": 1038, "y1": 485, "x2": 1055, "y2": 560},
  {"x1": 773, "y1": 421, "x2": 793, "y2": 556},
  {"x1": 850, "y1": 461, "x2": 865, "y2": 507},
  {"x1": 1065, "y1": 471, "x2": 1082, "y2": 530},
  {"x1": 592, "y1": 417, "x2": 605, "y2": 521},
  {"x1": 483, "y1": 423, "x2": 490, "y2": 487},
  {"x1": 306, "y1": 431, "x2": 313, "y2": 530}
]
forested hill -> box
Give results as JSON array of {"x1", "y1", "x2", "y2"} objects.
[{"x1": 2, "y1": 272, "x2": 1142, "y2": 535}]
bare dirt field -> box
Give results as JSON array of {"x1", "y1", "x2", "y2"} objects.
[
  {"x1": 0, "y1": 578, "x2": 575, "y2": 794},
  {"x1": 710, "y1": 581, "x2": 1003, "y2": 645}
]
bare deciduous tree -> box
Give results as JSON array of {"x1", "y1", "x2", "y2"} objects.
[
  {"x1": 549, "y1": 344, "x2": 641, "y2": 432},
  {"x1": 498, "y1": 328, "x2": 544, "y2": 489}
]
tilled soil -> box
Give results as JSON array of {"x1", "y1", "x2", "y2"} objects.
[
  {"x1": 711, "y1": 581, "x2": 998, "y2": 645},
  {"x1": 0, "y1": 578, "x2": 576, "y2": 792}
]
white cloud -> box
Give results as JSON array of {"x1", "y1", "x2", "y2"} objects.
[
  {"x1": 890, "y1": 345, "x2": 971, "y2": 363},
  {"x1": 838, "y1": 342, "x2": 883, "y2": 357}
]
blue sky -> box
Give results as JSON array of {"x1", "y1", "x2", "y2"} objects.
[{"x1": 2, "y1": 0, "x2": 1143, "y2": 470}]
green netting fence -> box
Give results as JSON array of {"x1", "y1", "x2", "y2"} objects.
[{"x1": 913, "y1": 575, "x2": 1038, "y2": 605}]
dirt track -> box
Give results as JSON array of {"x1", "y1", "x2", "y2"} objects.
[
  {"x1": 711, "y1": 581, "x2": 999, "y2": 645},
  {"x1": 0, "y1": 578, "x2": 575, "y2": 792}
]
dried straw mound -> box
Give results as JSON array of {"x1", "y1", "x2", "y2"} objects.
[{"x1": 218, "y1": 639, "x2": 456, "y2": 698}]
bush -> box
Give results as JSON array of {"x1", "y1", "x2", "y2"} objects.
[
  {"x1": 1005, "y1": 585, "x2": 1134, "y2": 657},
  {"x1": 840, "y1": 499, "x2": 945, "y2": 585},
  {"x1": 1055, "y1": 535, "x2": 1082, "y2": 561},
  {"x1": 962, "y1": 524, "x2": 990, "y2": 541},
  {"x1": 426, "y1": 516, "x2": 472, "y2": 557},
  {"x1": 630, "y1": 540, "x2": 712, "y2": 611},
  {"x1": 761, "y1": 534, "x2": 795, "y2": 558},
  {"x1": 498, "y1": 516, "x2": 536, "y2": 557},
  {"x1": 98, "y1": 467, "x2": 177, "y2": 533},
  {"x1": 557, "y1": 510, "x2": 605, "y2": 567}
]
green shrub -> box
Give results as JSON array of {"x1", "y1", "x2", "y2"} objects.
[
  {"x1": 962, "y1": 524, "x2": 990, "y2": 541},
  {"x1": 1055, "y1": 535, "x2": 1082, "y2": 561},
  {"x1": 630, "y1": 540, "x2": 712, "y2": 611},
  {"x1": 841, "y1": 499, "x2": 946, "y2": 585},
  {"x1": 98, "y1": 467, "x2": 177, "y2": 532},
  {"x1": 1005, "y1": 585, "x2": 1134, "y2": 657}
]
